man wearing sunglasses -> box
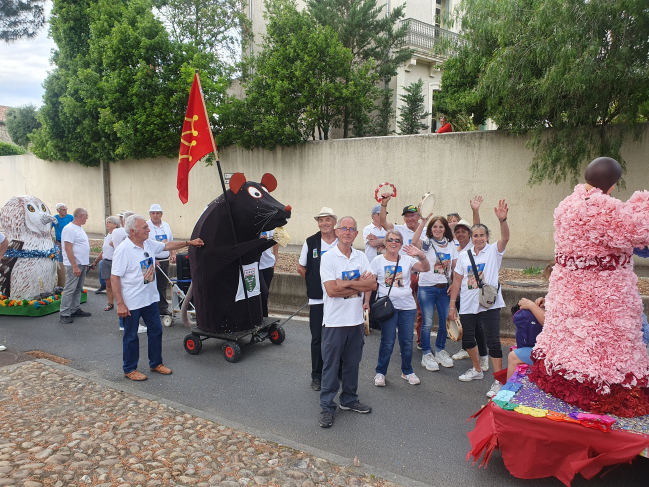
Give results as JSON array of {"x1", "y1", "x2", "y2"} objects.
[
  {"x1": 318, "y1": 217, "x2": 377, "y2": 428},
  {"x1": 112, "y1": 215, "x2": 204, "y2": 381}
]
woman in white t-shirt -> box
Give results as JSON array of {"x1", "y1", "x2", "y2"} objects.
[
  {"x1": 89, "y1": 216, "x2": 121, "y2": 311},
  {"x1": 412, "y1": 216, "x2": 458, "y2": 371},
  {"x1": 366, "y1": 229, "x2": 430, "y2": 386},
  {"x1": 449, "y1": 200, "x2": 510, "y2": 399}
]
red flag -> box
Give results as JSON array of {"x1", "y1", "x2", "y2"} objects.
[{"x1": 177, "y1": 72, "x2": 216, "y2": 204}]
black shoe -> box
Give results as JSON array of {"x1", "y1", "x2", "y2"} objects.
[
  {"x1": 311, "y1": 379, "x2": 321, "y2": 391},
  {"x1": 94, "y1": 286, "x2": 106, "y2": 294},
  {"x1": 339, "y1": 400, "x2": 372, "y2": 414},
  {"x1": 71, "y1": 309, "x2": 92, "y2": 317},
  {"x1": 60, "y1": 316, "x2": 73, "y2": 324},
  {"x1": 319, "y1": 409, "x2": 334, "y2": 428}
]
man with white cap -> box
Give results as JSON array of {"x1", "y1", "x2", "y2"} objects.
[
  {"x1": 298, "y1": 207, "x2": 339, "y2": 391},
  {"x1": 363, "y1": 205, "x2": 387, "y2": 263},
  {"x1": 146, "y1": 204, "x2": 175, "y2": 317}
]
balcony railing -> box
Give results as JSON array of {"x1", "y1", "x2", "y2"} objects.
[{"x1": 400, "y1": 18, "x2": 462, "y2": 55}]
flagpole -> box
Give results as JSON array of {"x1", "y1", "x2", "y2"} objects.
[{"x1": 195, "y1": 70, "x2": 254, "y2": 329}]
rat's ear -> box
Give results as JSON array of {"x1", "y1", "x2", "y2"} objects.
[
  {"x1": 229, "y1": 173, "x2": 246, "y2": 194},
  {"x1": 261, "y1": 173, "x2": 277, "y2": 192}
]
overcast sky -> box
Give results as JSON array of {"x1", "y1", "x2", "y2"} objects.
[{"x1": 0, "y1": 1, "x2": 56, "y2": 108}]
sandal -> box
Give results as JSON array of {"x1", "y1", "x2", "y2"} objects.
[{"x1": 104, "y1": 303, "x2": 114, "y2": 311}]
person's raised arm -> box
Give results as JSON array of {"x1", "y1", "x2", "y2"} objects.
[
  {"x1": 404, "y1": 245, "x2": 430, "y2": 273},
  {"x1": 379, "y1": 195, "x2": 394, "y2": 231},
  {"x1": 411, "y1": 217, "x2": 429, "y2": 249},
  {"x1": 494, "y1": 199, "x2": 509, "y2": 253},
  {"x1": 470, "y1": 196, "x2": 483, "y2": 225}
]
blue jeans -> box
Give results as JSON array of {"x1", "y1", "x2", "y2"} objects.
[
  {"x1": 418, "y1": 285, "x2": 450, "y2": 354},
  {"x1": 123, "y1": 301, "x2": 163, "y2": 373},
  {"x1": 376, "y1": 308, "x2": 416, "y2": 376}
]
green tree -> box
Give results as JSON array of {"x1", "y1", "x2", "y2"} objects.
[
  {"x1": 0, "y1": 0, "x2": 46, "y2": 42},
  {"x1": 154, "y1": 0, "x2": 251, "y2": 66},
  {"x1": 398, "y1": 78, "x2": 430, "y2": 134},
  {"x1": 216, "y1": 0, "x2": 376, "y2": 149},
  {"x1": 307, "y1": 0, "x2": 411, "y2": 137},
  {"x1": 443, "y1": 0, "x2": 649, "y2": 185},
  {"x1": 0, "y1": 142, "x2": 27, "y2": 156},
  {"x1": 5, "y1": 104, "x2": 41, "y2": 148},
  {"x1": 31, "y1": 0, "x2": 228, "y2": 166}
]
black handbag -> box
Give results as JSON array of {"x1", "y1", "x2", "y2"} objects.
[{"x1": 370, "y1": 255, "x2": 400, "y2": 322}]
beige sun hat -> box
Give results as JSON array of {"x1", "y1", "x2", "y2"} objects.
[
  {"x1": 314, "y1": 207, "x2": 337, "y2": 221},
  {"x1": 454, "y1": 219, "x2": 472, "y2": 232}
]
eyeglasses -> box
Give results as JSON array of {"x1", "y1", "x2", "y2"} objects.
[
  {"x1": 337, "y1": 227, "x2": 357, "y2": 233},
  {"x1": 386, "y1": 238, "x2": 402, "y2": 243}
]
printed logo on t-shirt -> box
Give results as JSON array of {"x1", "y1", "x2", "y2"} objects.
[
  {"x1": 384, "y1": 265, "x2": 404, "y2": 288},
  {"x1": 244, "y1": 267, "x2": 257, "y2": 292},
  {"x1": 467, "y1": 263, "x2": 485, "y2": 290},
  {"x1": 313, "y1": 249, "x2": 318, "y2": 258},
  {"x1": 141, "y1": 257, "x2": 156, "y2": 284},
  {"x1": 434, "y1": 252, "x2": 452, "y2": 274},
  {"x1": 154, "y1": 234, "x2": 168, "y2": 242},
  {"x1": 342, "y1": 269, "x2": 361, "y2": 299}
]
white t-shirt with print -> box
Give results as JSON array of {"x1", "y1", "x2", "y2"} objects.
[
  {"x1": 457, "y1": 240, "x2": 474, "y2": 254},
  {"x1": 61, "y1": 223, "x2": 90, "y2": 266},
  {"x1": 112, "y1": 238, "x2": 166, "y2": 310},
  {"x1": 393, "y1": 224, "x2": 416, "y2": 255},
  {"x1": 102, "y1": 234, "x2": 115, "y2": 260},
  {"x1": 259, "y1": 230, "x2": 276, "y2": 270},
  {"x1": 299, "y1": 238, "x2": 339, "y2": 305},
  {"x1": 363, "y1": 223, "x2": 386, "y2": 262},
  {"x1": 0, "y1": 232, "x2": 4, "y2": 244},
  {"x1": 112, "y1": 227, "x2": 128, "y2": 249},
  {"x1": 454, "y1": 242, "x2": 505, "y2": 314},
  {"x1": 320, "y1": 245, "x2": 371, "y2": 327},
  {"x1": 419, "y1": 237, "x2": 459, "y2": 286},
  {"x1": 370, "y1": 255, "x2": 417, "y2": 310},
  {"x1": 147, "y1": 220, "x2": 173, "y2": 259}
]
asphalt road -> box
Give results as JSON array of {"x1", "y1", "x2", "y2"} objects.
[{"x1": 1, "y1": 294, "x2": 648, "y2": 486}]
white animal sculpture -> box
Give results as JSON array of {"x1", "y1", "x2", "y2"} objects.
[{"x1": 0, "y1": 195, "x2": 58, "y2": 300}]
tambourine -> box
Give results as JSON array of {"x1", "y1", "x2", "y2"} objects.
[
  {"x1": 364, "y1": 309, "x2": 370, "y2": 336},
  {"x1": 418, "y1": 192, "x2": 436, "y2": 219},
  {"x1": 446, "y1": 316, "x2": 463, "y2": 341},
  {"x1": 375, "y1": 182, "x2": 397, "y2": 203}
]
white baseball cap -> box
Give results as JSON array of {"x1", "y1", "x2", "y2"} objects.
[{"x1": 149, "y1": 204, "x2": 163, "y2": 213}]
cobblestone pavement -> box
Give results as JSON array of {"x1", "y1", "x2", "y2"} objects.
[{"x1": 0, "y1": 361, "x2": 404, "y2": 487}]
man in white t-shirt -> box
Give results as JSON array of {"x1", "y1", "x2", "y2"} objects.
[
  {"x1": 298, "y1": 207, "x2": 339, "y2": 392},
  {"x1": 112, "y1": 215, "x2": 204, "y2": 381},
  {"x1": 379, "y1": 196, "x2": 423, "y2": 336},
  {"x1": 259, "y1": 230, "x2": 279, "y2": 317},
  {"x1": 0, "y1": 232, "x2": 6, "y2": 351},
  {"x1": 147, "y1": 204, "x2": 175, "y2": 316},
  {"x1": 318, "y1": 216, "x2": 376, "y2": 428},
  {"x1": 363, "y1": 205, "x2": 387, "y2": 262},
  {"x1": 59, "y1": 208, "x2": 92, "y2": 323}
]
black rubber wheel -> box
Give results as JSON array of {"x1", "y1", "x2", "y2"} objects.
[
  {"x1": 268, "y1": 325, "x2": 285, "y2": 345},
  {"x1": 222, "y1": 341, "x2": 241, "y2": 362},
  {"x1": 184, "y1": 334, "x2": 202, "y2": 355}
]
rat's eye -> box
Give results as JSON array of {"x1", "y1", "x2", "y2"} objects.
[
  {"x1": 248, "y1": 187, "x2": 263, "y2": 199},
  {"x1": 27, "y1": 204, "x2": 35, "y2": 212}
]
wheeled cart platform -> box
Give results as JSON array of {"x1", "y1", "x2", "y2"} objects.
[{"x1": 183, "y1": 317, "x2": 285, "y2": 362}]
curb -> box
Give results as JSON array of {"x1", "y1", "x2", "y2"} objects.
[{"x1": 27, "y1": 358, "x2": 434, "y2": 487}]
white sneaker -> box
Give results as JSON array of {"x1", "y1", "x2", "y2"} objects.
[
  {"x1": 480, "y1": 355, "x2": 490, "y2": 372},
  {"x1": 0, "y1": 345, "x2": 6, "y2": 351},
  {"x1": 435, "y1": 350, "x2": 454, "y2": 368},
  {"x1": 119, "y1": 326, "x2": 124, "y2": 331},
  {"x1": 374, "y1": 373, "x2": 386, "y2": 387},
  {"x1": 137, "y1": 325, "x2": 148, "y2": 334},
  {"x1": 401, "y1": 373, "x2": 421, "y2": 385},
  {"x1": 421, "y1": 353, "x2": 439, "y2": 371},
  {"x1": 430, "y1": 331, "x2": 437, "y2": 338},
  {"x1": 459, "y1": 367, "x2": 484, "y2": 382},
  {"x1": 486, "y1": 380, "x2": 502, "y2": 398},
  {"x1": 452, "y1": 349, "x2": 470, "y2": 360}
]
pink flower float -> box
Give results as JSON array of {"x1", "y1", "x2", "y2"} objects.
[{"x1": 530, "y1": 158, "x2": 649, "y2": 418}]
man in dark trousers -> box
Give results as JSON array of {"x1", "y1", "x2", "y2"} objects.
[{"x1": 297, "y1": 207, "x2": 338, "y2": 391}]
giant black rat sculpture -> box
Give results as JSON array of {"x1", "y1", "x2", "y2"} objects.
[{"x1": 185, "y1": 173, "x2": 291, "y2": 334}]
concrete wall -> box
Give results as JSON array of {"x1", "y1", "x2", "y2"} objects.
[{"x1": 2, "y1": 127, "x2": 649, "y2": 265}]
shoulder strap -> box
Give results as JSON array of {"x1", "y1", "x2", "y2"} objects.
[
  {"x1": 467, "y1": 249, "x2": 484, "y2": 288},
  {"x1": 386, "y1": 255, "x2": 400, "y2": 298}
]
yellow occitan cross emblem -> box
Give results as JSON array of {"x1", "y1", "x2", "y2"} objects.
[{"x1": 180, "y1": 115, "x2": 199, "y2": 162}]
